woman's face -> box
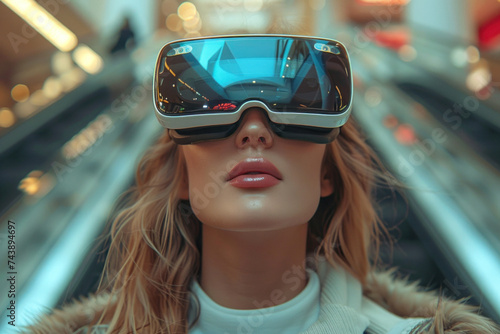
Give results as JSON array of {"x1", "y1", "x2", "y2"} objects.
[{"x1": 180, "y1": 108, "x2": 333, "y2": 232}]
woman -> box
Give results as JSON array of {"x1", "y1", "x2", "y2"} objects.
[{"x1": 27, "y1": 35, "x2": 499, "y2": 334}]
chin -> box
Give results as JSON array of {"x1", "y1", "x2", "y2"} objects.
[
  {"x1": 192, "y1": 192, "x2": 321, "y2": 232},
  {"x1": 196, "y1": 210, "x2": 314, "y2": 233}
]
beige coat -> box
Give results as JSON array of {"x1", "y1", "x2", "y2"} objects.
[{"x1": 23, "y1": 266, "x2": 500, "y2": 334}]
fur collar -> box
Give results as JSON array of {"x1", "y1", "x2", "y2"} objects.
[
  {"x1": 23, "y1": 266, "x2": 500, "y2": 334},
  {"x1": 364, "y1": 269, "x2": 500, "y2": 333}
]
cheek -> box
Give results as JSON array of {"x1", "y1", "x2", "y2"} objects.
[
  {"x1": 182, "y1": 147, "x2": 207, "y2": 201},
  {"x1": 289, "y1": 161, "x2": 323, "y2": 212},
  {"x1": 279, "y1": 145, "x2": 326, "y2": 218},
  {"x1": 184, "y1": 150, "x2": 209, "y2": 194},
  {"x1": 181, "y1": 146, "x2": 236, "y2": 213},
  {"x1": 287, "y1": 146, "x2": 324, "y2": 187},
  {"x1": 182, "y1": 146, "x2": 214, "y2": 186}
]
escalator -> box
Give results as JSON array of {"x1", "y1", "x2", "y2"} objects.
[{"x1": 397, "y1": 81, "x2": 500, "y2": 170}]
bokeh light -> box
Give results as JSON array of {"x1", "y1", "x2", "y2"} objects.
[
  {"x1": 52, "y1": 52, "x2": 74, "y2": 75},
  {"x1": 466, "y1": 46, "x2": 480, "y2": 64},
  {"x1": 0, "y1": 107, "x2": 16, "y2": 128},
  {"x1": 178, "y1": 2, "x2": 197, "y2": 21},
  {"x1": 398, "y1": 45, "x2": 417, "y2": 62},
  {"x1": 42, "y1": 77, "x2": 63, "y2": 100},
  {"x1": 30, "y1": 90, "x2": 49, "y2": 106},
  {"x1": 72, "y1": 44, "x2": 104, "y2": 75},
  {"x1": 11, "y1": 84, "x2": 30, "y2": 102},
  {"x1": 183, "y1": 13, "x2": 202, "y2": 32},
  {"x1": 394, "y1": 123, "x2": 417, "y2": 145},
  {"x1": 166, "y1": 13, "x2": 183, "y2": 32}
]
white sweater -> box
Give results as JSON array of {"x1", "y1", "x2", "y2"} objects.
[{"x1": 188, "y1": 258, "x2": 427, "y2": 334}]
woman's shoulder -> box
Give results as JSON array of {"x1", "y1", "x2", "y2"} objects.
[
  {"x1": 363, "y1": 268, "x2": 500, "y2": 333},
  {"x1": 312, "y1": 258, "x2": 499, "y2": 333},
  {"x1": 21, "y1": 293, "x2": 112, "y2": 334}
]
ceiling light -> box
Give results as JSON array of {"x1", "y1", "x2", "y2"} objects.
[
  {"x1": 72, "y1": 44, "x2": 103, "y2": 74},
  {"x1": 2, "y1": 0, "x2": 78, "y2": 52}
]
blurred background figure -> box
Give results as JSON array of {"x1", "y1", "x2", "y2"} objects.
[
  {"x1": 0, "y1": 0, "x2": 500, "y2": 332},
  {"x1": 110, "y1": 17, "x2": 136, "y2": 54}
]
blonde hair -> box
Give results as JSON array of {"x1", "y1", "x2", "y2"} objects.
[{"x1": 96, "y1": 118, "x2": 392, "y2": 333}]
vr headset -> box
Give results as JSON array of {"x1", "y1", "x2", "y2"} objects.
[{"x1": 153, "y1": 35, "x2": 352, "y2": 144}]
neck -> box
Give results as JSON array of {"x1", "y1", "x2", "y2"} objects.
[{"x1": 200, "y1": 224, "x2": 309, "y2": 309}]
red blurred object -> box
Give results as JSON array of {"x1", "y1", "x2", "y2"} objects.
[
  {"x1": 213, "y1": 103, "x2": 237, "y2": 110},
  {"x1": 479, "y1": 13, "x2": 500, "y2": 50},
  {"x1": 394, "y1": 123, "x2": 417, "y2": 145},
  {"x1": 374, "y1": 30, "x2": 411, "y2": 50}
]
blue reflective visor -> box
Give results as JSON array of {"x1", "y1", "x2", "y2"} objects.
[{"x1": 153, "y1": 35, "x2": 352, "y2": 144}]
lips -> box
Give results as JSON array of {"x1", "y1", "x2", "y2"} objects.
[{"x1": 227, "y1": 158, "x2": 282, "y2": 188}]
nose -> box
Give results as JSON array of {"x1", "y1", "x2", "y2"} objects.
[{"x1": 235, "y1": 108, "x2": 274, "y2": 149}]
